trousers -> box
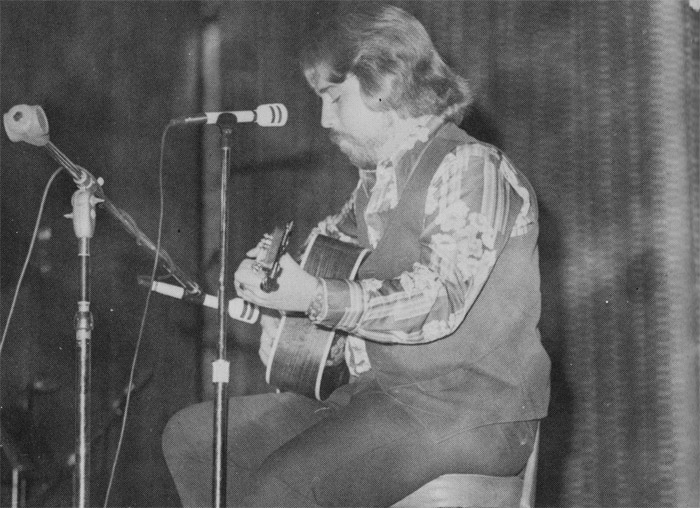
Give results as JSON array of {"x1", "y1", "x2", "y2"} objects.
[{"x1": 162, "y1": 377, "x2": 537, "y2": 507}]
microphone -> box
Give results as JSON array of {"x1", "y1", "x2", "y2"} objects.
[
  {"x1": 139, "y1": 277, "x2": 259, "y2": 324},
  {"x1": 3, "y1": 104, "x2": 100, "y2": 190},
  {"x1": 170, "y1": 103, "x2": 287, "y2": 127},
  {"x1": 3, "y1": 104, "x2": 50, "y2": 146}
]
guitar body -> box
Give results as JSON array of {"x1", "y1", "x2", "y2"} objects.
[{"x1": 266, "y1": 234, "x2": 369, "y2": 400}]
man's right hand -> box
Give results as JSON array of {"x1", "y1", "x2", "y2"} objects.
[{"x1": 259, "y1": 310, "x2": 280, "y2": 367}]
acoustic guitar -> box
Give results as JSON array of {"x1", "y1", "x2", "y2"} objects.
[
  {"x1": 266, "y1": 233, "x2": 369, "y2": 400},
  {"x1": 142, "y1": 224, "x2": 369, "y2": 400}
]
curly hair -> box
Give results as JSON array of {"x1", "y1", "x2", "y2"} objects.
[{"x1": 301, "y1": 3, "x2": 473, "y2": 124}]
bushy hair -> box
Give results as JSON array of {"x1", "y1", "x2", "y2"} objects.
[{"x1": 301, "y1": 3, "x2": 473, "y2": 123}]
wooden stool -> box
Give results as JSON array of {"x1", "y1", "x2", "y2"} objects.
[{"x1": 392, "y1": 423, "x2": 541, "y2": 508}]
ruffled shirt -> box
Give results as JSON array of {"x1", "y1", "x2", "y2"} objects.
[{"x1": 360, "y1": 116, "x2": 433, "y2": 248}]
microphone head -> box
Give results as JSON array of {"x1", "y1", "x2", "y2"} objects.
[
  {"x1": 3, "y1": 104, "x2": 50, "y2": 146},
  {"x1": 255, "y1": 103, "x2": 287, "y2": 127}
]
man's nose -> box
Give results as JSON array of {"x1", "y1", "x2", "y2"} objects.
[{"x1": 320, "y1": 102, "x2": 334, "y2": 129}]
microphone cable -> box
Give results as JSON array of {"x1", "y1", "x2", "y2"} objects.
[
  {"x1": 0, "y1": 143, "x2": 166, "y2": 506},
  {"x1": 102, "y1": 123, "x2": 171, "y2": 507},
  {"x1": 0, "y1": 167, "x2": 62, "y2": 360},
  {"x1": 0, "y1": 165, "x2": 62, "y2": 504},
  {"x1": 0, "y1": 109, "x2": 174, "y2": 505}
]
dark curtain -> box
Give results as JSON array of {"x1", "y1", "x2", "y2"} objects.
[{"x1": 440, "y1": 3, "x2": 698, "y2": 506}]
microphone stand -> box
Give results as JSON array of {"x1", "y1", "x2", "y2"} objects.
[
  {"x1": 29, "y1": 141, "x2": 204, "y2": 507},
  {"x1": 211, "y1": 113, "x2": 235, "y2": 508},
  {"x1": 66, "y1": 181, "x2": 102, "y2": 508}
]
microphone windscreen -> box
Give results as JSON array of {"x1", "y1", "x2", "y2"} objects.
[
  {"x1": 229, "y1": 298, "x2": 259, "y2": 323},
  {"x1": 3, "y1": 105, "x2": 50, "y2": 146},
  {"x1": 255, "y1": 104, "x2": 288, "y2": 127}
]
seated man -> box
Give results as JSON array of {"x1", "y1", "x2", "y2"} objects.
[{"x1": 163, "y1": 3, "x2": 550, "y2": 506}]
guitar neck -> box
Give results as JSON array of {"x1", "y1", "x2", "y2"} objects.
[{"x1": 258, "y1": 222, "x2": 294, "y2": 292}]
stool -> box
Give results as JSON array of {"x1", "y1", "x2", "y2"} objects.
[{"x1": 392, "y1": 423, "x2": 541, "y2": 508}]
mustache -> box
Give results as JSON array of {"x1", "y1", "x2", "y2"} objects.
[
  {"x1": 329, "y1": 129, "x2": 363, "y2": 145},
  {"x1": 328, "y1": 130, "x2": 345, "y2": 145},
  {"x1": 327, "y1": 129, "x2": 378, "y2": 167}
]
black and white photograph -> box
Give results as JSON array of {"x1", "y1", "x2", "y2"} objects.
[{"x1": 1, "y1": 1, "x2": 698, "y2": 507}]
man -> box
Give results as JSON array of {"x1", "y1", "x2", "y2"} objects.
[{"x1": 163, "y1": 4, "x2": 550, "y2": 506}]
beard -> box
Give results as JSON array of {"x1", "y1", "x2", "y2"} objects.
[
  {"x1": 329, "y1": 129, "x2": 388, "y2": 169},
  {"x1": 329, "y1": 131, "x2": 379, "y2": 168}
]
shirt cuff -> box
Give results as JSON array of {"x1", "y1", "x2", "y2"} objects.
[{"x1": 307, "y1": 278, "x2": 364, "y2": 330}]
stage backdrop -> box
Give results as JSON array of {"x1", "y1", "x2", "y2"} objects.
[{"x1": 0, "y1": 1, "x2": 698, "y2": 507}]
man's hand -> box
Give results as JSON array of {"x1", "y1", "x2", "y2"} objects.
[
  {"x1": 234, "y1": 253, "x2": 318, "y2": 313},
  {"x1": 258, "y1": 311, "x2": 280, "y2": 367}
]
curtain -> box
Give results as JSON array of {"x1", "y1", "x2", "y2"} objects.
[{"x1": 410, "y1": 2, "x2": 699, "y2": 505}]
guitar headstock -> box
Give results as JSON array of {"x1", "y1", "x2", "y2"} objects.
[{"x1": 256, "y1": 221, "x2": 293, "y2": 293}]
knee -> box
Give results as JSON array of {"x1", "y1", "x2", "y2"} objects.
[{"x1": 161, "y1": 412, "x2": 182, "y2": 464}]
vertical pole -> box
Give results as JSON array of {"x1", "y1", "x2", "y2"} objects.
[
  {"x1": 69, "y1": 188, "x2": 99, "y2": 508},
  {"x1": 74, "y1": 248, "x2": 92, "y2": 508},
  {"x1": 11, "y1": 467, "x2": 18, "y2": 508},
  {"x1": 212, "y1": 114, "x2": 235, "y2": 508}
]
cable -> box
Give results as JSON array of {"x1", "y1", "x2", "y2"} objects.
[
  {"x1": 102, "y1": 124, "x2": 171, "y2": 507},
  {"x1": 0, "y1": 166, "x2": 63, "y2": 358},
  {"x1": 0, "y1": 128, "x2": 172, "y2": 506},
  {"x1": 0, "y1": 166, "x2": 62, "y2": 506}
]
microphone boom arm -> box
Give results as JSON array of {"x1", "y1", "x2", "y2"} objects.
[{"x1": 43, "y1": 140, "x2": 202, "y2": 296}]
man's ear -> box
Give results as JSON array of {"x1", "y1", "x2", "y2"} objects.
[{"x1": 304, "y1": 67, "x2": 321, "y2": 91}]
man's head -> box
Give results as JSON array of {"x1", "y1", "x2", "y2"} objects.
[{"x1": 301, "y1": 3, "x2": 472, "y2": 125}]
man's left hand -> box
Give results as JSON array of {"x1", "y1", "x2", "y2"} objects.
[{"x1": 234, "y1": 254, "x2": 318, "y2": 313}]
